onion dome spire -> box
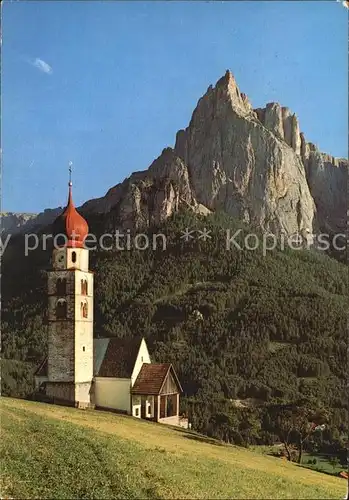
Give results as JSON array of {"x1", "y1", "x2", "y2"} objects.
[{"x1": 52, "y1": 162, "x2": 89, "y2": 247}]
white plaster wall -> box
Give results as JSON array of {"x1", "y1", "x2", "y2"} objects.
[
  {"x1": 146, "y1": 397, "x2": 154, "y2": 418},
  {"x1": 131, "y1": 339, "x2": 151, "y2": 386},
  {"x1": 74, "y1": 296, "x2": 94, "y2": 322},
  {"x1": 75, "y1": 382, "x2": 92, "y2": 403},
  {"x1": 73, "y1": 270, "x2": 93, "y2": 325},
  {"x1": 74, "y1": 270, "x2": 93, "y2": 297},
  {"x1": 74, "y1": 321, "x2": 93, "y2": 383},
  {"x1": 131, "y1": 396, "x2": 153, "y2": 418},
  {"x1": 94, "y1": 378, "x2": 131, "y2": 413},
  {"x1": 132, "y1": 395, "x2": 141, "y2": 418},
  {"x1": 132, "y1": 404, "x2": 141, "y2": 418},
  {"x1": 73, "y1": 268, "x2": 93, "y2": 383},
  {"x1": 67, "y1": 248, "x2": 89, "y2": 271}
]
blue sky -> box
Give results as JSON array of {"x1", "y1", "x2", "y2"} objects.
[{"x1": 2, "y1": 1, "x2": 348, "y2": 213}]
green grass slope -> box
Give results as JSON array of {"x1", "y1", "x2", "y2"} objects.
[{"x1": 1, "y1": 398, "x2": 346, "y2": 499}]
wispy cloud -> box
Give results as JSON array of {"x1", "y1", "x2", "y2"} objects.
[{"x1": 31, "y1": 58, "x2": 53, "y2": 75}]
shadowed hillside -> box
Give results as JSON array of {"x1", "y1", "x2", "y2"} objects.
[{"x1": 2, "y1": 211, "x2": 347, "y2": 457}]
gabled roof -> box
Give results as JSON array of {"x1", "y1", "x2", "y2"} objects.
[
  {"x1": 93, "y1": 338, "x2": 110, "y2": 375},
  {"x1": 35, "y1": 336, "x2": 144, "y2": 379},
  {"x1": 131, "y1": 363, "x2": 182, "y2": 395},
  {"x1": 95, "y1": 337, "x2": 143, "y2": 378}
]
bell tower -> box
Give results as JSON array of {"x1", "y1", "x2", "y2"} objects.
[{"x1": 46, "y1": 167, "x2": 93, "y2": 407}]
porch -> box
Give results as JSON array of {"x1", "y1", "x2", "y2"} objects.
[{"x1": 131, "y1": 363, "x2": 182, "y2": 427}]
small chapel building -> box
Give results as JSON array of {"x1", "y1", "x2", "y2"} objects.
[{"x1": 35, "y1": 178, "x2": 185, "y2": 428}]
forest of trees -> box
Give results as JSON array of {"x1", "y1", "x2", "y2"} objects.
[{"x1": 1, "y1": 210, "x2": 347, "y2": 462}]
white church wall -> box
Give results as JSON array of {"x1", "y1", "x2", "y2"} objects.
[
  {"x1": 131, "y1": 395, "x2": 154, "y2": 419},
  {"x1": 66, "y1": 248, "x2": 89, "y2": 272},
  {"x1": 94, "y1": 377, "x2": 131, "y2": 413},
  {"x1": 74, "y1": 270, "x2": 93, "y2": 298},
  {"x1": 75, "y1": 382, "x2": 92, "y2": 404},
  {"x1": 74, "y1": 296, "x2": 94, "y2": 322},
  {"x1": 131, "y1": 338, "x2": 151, "y2": 386},
  {"x1": 146, "y1": 397, "x2": 154, "y2": 418},
  {"x1": 74, "y1": 322, "x2": 93, "y2": 384},
  {"x1": 132, "y1": 395, "x2": 141, "y2": 418}
]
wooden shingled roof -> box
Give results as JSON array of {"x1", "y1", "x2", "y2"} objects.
[
  {"x1": 34, "y1": 337, "x2": 144, "y2": 379},
  {"x1": 96, "y1": 337, "x2": 143, "y2": 378},
  {"x1": 131, "y1": 363, "x2": 182, "y2": 395}
]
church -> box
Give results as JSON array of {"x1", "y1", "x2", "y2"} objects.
[{"x1": 35, "y1": 178, "x2": 186, "y2": 428}]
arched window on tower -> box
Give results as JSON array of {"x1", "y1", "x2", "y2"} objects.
[
  {"x1": 81, "y1": 300, "x2": 88, "y2": 319},
  {"x1": 56, "y1": 278, "x2": 66, "y2": 295},
  {"x1": 81, "y1": 279, "x2": 88, "y2": 295},
  {"x1": 56, "y1": 299, "x2": 67, "y2": 319},
  {"x1": 72, "y1": 251, "x2": 77, "y2": 263}
]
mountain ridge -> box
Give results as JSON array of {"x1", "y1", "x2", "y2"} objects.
[{"x1": 3, "y1": 70, "x2": 347, "y2": 238}]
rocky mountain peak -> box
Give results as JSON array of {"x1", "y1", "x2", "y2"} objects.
[
  {"x1": 193, "y1": 70, "x2": 254, "y2": 124},
  {"x1": 6, "y1": 71, "x2": 347, "y2": 240},
  {"x1": 0, "y1": 212, "x2": 38, "y2": 235},
  {"x1": 171, "y1": 72, "x2": 317, "y2": 236}
]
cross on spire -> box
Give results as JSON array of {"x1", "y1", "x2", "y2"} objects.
[{"x1": 68, "y1": 161, "x2": 73, "y2": 186}]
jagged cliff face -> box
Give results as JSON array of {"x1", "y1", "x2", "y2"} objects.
[
  {"x1": 254, "y1": 98, "x2": 347, "y2": 235},
  {"x1": 173, "y1": 72, "x2": 315, "y2": 236},
  {"x1": 303, "y1": 153, "x2": 347, "y2": 234},
  {"x1": 81, "y1": 149, "x2": 199, "y2": 230},
  {"x1": 5, "y1": 70, "x2": 347, "y2": 238}
]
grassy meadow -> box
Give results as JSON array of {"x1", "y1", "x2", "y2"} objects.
[{"x1": 1, "y1": 398, "x2": 346, "y2": 499}]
